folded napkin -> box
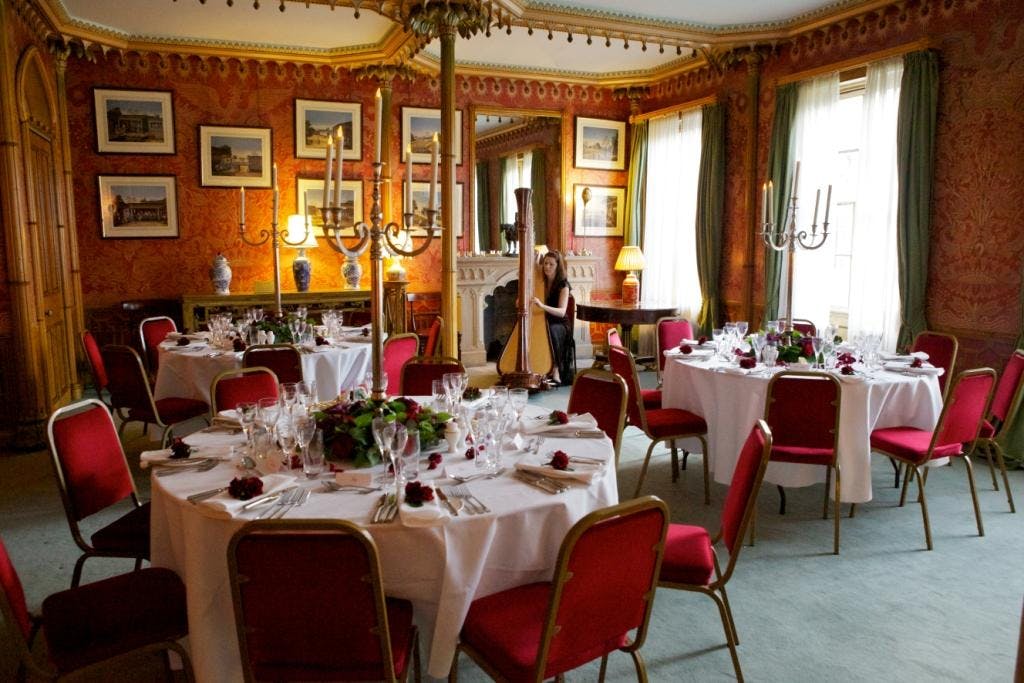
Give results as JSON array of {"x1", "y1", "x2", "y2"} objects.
[
  {"x1": 339, "y1": 334, "x2": 373, "y2": 343},
  {"x1": 880, "y1": 351, "x2": 929, "y2": 362},
  {"x1": 444, "y1": 459, "x2": 489, "y2": 480},
  {"x1": 515, "y1": 455, "x2": 603, "y2": 484},
  {"x1": 836, "y1": 372, "x2": 867, "y2": 383},
  {"x1": 140, "y1": 449, "x2": 193, "y2": 469},
  {"x1": 720, "y1": 366, "x2": 755, "y2": 376},
  {"x1": 399, "y1": 497, "x2": 448, "y2": 526},
  {"x1": 196, "y1": 474, "x2": 295, "y2": 520},
  {"x1": 335, "y1": 470, "x2": 375, "y2": 487},
  {"x1": 184, "y1": 429, "x2": 243, "y2": 449},
  {"x1": 883, "y1": 362, "x2": 943, "y2": 376},
  {"x1": 666, "y1": 347, "x2": 715, "y2": 358},
  {"x1": 522, "y1": 412, "x2": 598, "y2": 435}
]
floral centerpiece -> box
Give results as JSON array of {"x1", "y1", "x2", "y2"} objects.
[
  {"x1": 252, "y1": 316, "x2": 313, "y2": 344},
  {"x1": 314, "y1": 397, "x2": 451, "y2": 468},
  {"x1": 759, "y1": 330, "x2": 844, "y2": 365}
]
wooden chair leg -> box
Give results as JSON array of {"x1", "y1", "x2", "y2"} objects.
[
  {"x1": 981, "y1": 442, "x2": 1000, "y2": 490},
  {"x1": 833, "y1": 466, "x2": 842, "y2": 555},
  {"x1": 822, "y1": 467, "x2": 832, "y2": 520},
  {"x1": 913, "y1": 466, "x2": 933, "y2": 550},
  {"x1": 708, "y1": 590, "x2": 744, "y2": 683},
  {"x1": 632, "y1": 442, "x2": 659, "y2": 499},
  {"x1": 890, "y1": 457, "x2": 901, "y2": 488},
  {"x1": 991, "y1": 442, "x2": 1017, "y2": 513},
  {"x1": 776, "y1": 485, "x2": 786, "y2": 515},
  {"x1": 628, "y1": 650, "x2": 649, "y2": 683},
  {"x1": 71, "y1": 553, "x2": 89, "y2": 588},
  {"x1": 898, "y1": 464, "x2": 914, "y2": 507},
  {"x1": 963, "y1": 456, "x2": 985, "y2": 537},
  {"x1": 598, "y1": 653, "x2": 609, "y2": 682}
]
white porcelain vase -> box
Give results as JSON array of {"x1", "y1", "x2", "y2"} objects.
[{"x1": 210, "y1": 253, "x2": 232, "y2": 295}]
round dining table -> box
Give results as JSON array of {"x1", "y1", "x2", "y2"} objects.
[
  {"x1": 661, "y1": 354, "x2": 944, "y2": 503},
  {"x1": 146, "y1": 402, "x2": 618, "y2": 681}
]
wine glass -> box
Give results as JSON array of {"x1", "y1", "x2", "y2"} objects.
[
  {"x1": 810, "y1": 337, "x2": 823, "y2": 369},
  {"x1": 509, "y1": 388, "x2": 529, "y2": 438},
  {"x1": 389, "y1": 423, "x2": 409, "y2": 488},
  {"x1": 443, "y1": 372, "x2": 461, "y2": 408},
  {"x1": 736, "y1": 321, "x2": 749, "y2": 338},
  {"x1": 256, "y1": 397, "x2": 281, "y2": 435},
  {"x1": 236, "y1": 402, "x2": 258, "y2": 447},
  {"x1": 372, "y1": 417, "x2": 395, "y2": 485},
  {"x1": 431, "y1": 379, "x2": 447, "y2": 413},
  {"x1": 402, "y1": 429, "x2": 421, "y2": 483},
  {"x1": 277, "y1": 422, "x2": 298, "y2": 471},
  {"x1": 303, "y1": 429, "x2": 325, "y2": 479},
  {"x1": 280, "y1": 382, "x2": 300, "y2": 415}
]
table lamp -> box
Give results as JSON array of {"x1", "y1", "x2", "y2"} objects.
[
  {"x1": 614, "y1": 245, "x2": 645, "y2": 306},
  {"x1": 385, "y1": 229, "x2": 413, "y2": 281},
  {"x1": 286, "y1": 214, "x2": 318, "y2": 292}
]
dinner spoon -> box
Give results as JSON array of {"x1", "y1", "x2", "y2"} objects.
[{"x1": 451, "y1": 467, "x2": 507, "y2": 483}]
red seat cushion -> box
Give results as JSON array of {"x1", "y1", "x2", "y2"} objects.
[
  {"x1": 41, "y1": 567, "x2": 187, "y2": 674},
  {"x1": 154, "y1": 397, "x2": 209, "y2": 424},
  {"x1": 641, "y1": 388, "x2": 662, "y2": 409},
  {"x1": 870, "y1": 426, "x2": 962, "y2": 465},
  {"x1": 644, "y1": 408, "x2": 707, "y2": 439},
  {"x1": 659, "y1": 524, "x2": 715, "y2": 586},
  {"x1": 978, "y1": 419, "x2": 996, "y2": 439},
  {"x1": 90, "y1": 502, "x2": 150, "y2": 557},
  {"x1": 770, "y1": 445, "x2": 836, "y2": 466}
]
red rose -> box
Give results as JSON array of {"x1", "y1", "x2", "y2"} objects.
[
  {"x1": 801, "y1": 339, "x2": 814, "y2": 357},
  {"x1": 404, "y1": 481, "x2": 434, "y2": 507},
  {"x1": 910, "y1": 358, "x2": 923, "y2": 368},
  {"x1": 232, "y1": 337, "x2": 247, "y2": 352},
  {"x1": 170, "y1": 437, "x2": 191, "y2": 460},
  {"x1": 315, "y1": 335, "x2": 330, "y2": 346},
  {"x1": 679, "y1": 344, "x2": 693, "y2": 354},
  {"x1": 228, "y1": 476, "x2": 263, "y2": 500},
  {"x1": 840, "y1": 364, "x2": 855, "y2": 376},
  {"x1": 739, "y1": 357, "x2": 756, "y2": 370},
  {"x1": 548, "y1": 410, "x2": 569, "y2": 425},
  {"x1": 465, "y1": 446, "x2": 476, "y2": 460},
  {"x1": 698, "y1": 336, "x2": 708, "y2": 345},
  {"x1": 837, "y1": 352, "x2": 857, "y2": 365},
  {"x1": 427, "y1": 453, "x2": 442, "y2": 470},
  {"x1": 176, "y1": 337, "x2": 190, "y2": 346},
  {"x1": 330, "y1": 432, "x2": 357, "y2": 460},
  {"x1": 549, "y1": 450, "x2": 570, "y2": 470}
]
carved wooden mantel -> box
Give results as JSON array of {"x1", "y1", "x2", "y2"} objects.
[{"x1": 457, "y1": 254, "x2": 597, "y2": 368}]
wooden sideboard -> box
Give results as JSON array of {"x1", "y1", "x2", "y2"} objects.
[{"x1": 181, "y1": 290, "x2": 371, "y2": 330}]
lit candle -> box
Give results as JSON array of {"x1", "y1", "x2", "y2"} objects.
[
  {"x1": 429, "y1": 133, "x2": 439, "y2": 211},
  {"x1": 272, "y1": 163, "x2": 279, "y2": 225},
  {"x1": 767, "y1": 180, "x2": 774, "y2": 222},
  {"x1": 761, "y1": 182, "x2": 767, "y2": 225},
  {"x1": 405, "y1": 144, "x2": 413, "y2": 214},
  {"x1": 374, "y1": 88, "x2": 382, "y2": 164},
  {"x1": 812, "y1": 188, "x2": 821, "y2": 229},
  {"x1": 334, "y1": 127, "x2": 344, "y2": 207},
  {"x1": 823, "y1": 184, "x2": 833, "y2": 225},
  {"x1": 239, "y1": 187, "x2": 246, "y2": 225},
  {"x1": 323, "y1": 139, "x2": 334, "y2": 209}
]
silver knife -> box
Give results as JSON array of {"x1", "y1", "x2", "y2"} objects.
[
  {"x1": 437, "y1": 489, "x2": 459, "y2": 516},
  {"x1": 187, "y1": 487, "x2": 228, "y2": 504},
  {"x1": 241, "y1": 486, "x2": 297, "y2": 511},
  {"x1": 514, "y1": 471, "x2": 562, "y2": 494}
]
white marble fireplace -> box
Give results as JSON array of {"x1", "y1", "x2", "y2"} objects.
[{"x1": 457, "y1": 254, "x2": 597, "y2": 368}]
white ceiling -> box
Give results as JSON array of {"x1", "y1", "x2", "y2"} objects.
[{"x1": 56, "y1": 0, "x2": 853, "y2": 78}]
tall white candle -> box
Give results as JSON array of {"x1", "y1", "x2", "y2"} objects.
[
  {"x1": 240, "y1": 187, "x2": 246, "y2": 224},
  {"x1": 374, "y1": 88, "x2": 382, "y2": 164},
  {"x1": 405, "y1": 144, "x2": 413, "y2": 213},
  {"x1": 761, "y1": 182, "x2": 767, "y2": 225},
  {"x1": 767, "y1": 180, "x2": 774, "y2": 222},
  {"x1": 429, "y1": 133, "x2": 439, "y2": 211},
  {"x1": 823, "y1": 184, "x2": 833, "y2": 225},
  {"x1": 323, "y1": 140, "x2": 334, "y2": 209},
  {"x1": 792, "y1": 161, "x2": 801, "y2": 196},
  {"x1": 334, "y1": 127, "x2": 344, "y2": 207},
  {"x1": 272, "y1": 163, "x2": 279, "y2": 225},
  {"x1": 812, "y1": 188, "x2": 821, "y2": 229}
]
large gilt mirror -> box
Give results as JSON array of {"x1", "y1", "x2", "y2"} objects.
[{"x1": 468, "y1": 106, "x2": 563, "y2": 254}]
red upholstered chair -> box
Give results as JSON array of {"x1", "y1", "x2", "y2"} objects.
[
  {"x1": 609, "y1": 344, "x2": 710, "y2": 503},
  {"x1": 760, "y1": 371, "x2": 845, "y2": 554},
  {"x1": 869, "y1": 368, "x2": 996, "y2": 550},
  {"x1": 911, "y1": 330, "x2": 958, "y2": 398},
  {"x1": 139, "y1": 315, "x2": 177, "y2": 375},
  {"x1": 102, "y1": 345, "x2": 209, "y2": 447},
  {"x1": 81, "y1": 329, "x2": 110, "y2": 407},
  {"x1": 0, "y1": 535, "x2": 193, "y2": 681},
  {"x1": 656, "y1": 316, "x2": 694, "y2": 386},
  {"x1": 46, "y1": 399, "x2": 151, "y2": 587},
  {"x1": 658, "y1": 420, "x2": 772, "y2": 682},
  {"x1": 242, "y1": 343, "x2": 304, "y2": 385},
  {"x1": 228, "y1": 520, "x2": 420, "y2": 682},
  {"x1": 450, "y1": 497, "x2": 669, "y2": 683},
  {"x1": 977, "y1": 349, "x2": 1022, "y2": 512},
  {"x1": 567, "y1": 368, "x2": 628, "y2": 466},
  {"x1": 383, "y1": 333, "x2": 420, "y2": 395},
  {"x1": 210, "y1": 366, "x2": 279, "y2": 415},
  {"x1": 790, "y1": 318, "x2": 817, "y2": 336},
  {"x1": 608, "y1": 327, "x2": 660, "y2": 412},
  {"x1": 400, "y1": 355, "x2": 464, "y2": 396},
  {"x1": 423, "y1": 316, "x2": 443, "y2": 356}
]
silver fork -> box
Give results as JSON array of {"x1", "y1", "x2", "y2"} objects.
[
  {"x1": 155, "y1": 459, "x2": 218, "y2": 477},
  {"x1": 374, "y1": 494, "x2": 398, "y2": 524},
  {"x1": 447, "y1": 485, "x2": 489, "y2": 514},
  {"x1": 273, "y1": 488, "x2": 310, "y2": 519},
  {"x1": 256, "y1": 488, "x2": 300, "y2": 519}
]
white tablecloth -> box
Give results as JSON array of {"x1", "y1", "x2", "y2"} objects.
[
  {"x1": 148, "y1": 403, "x2": 618, "y2": 681},
  {"x1": 661, "y1": 358, "x2": 944, "y2": 503},
  {"x1": 153, "y1": 341, "x2": 372, "y2": 404}
]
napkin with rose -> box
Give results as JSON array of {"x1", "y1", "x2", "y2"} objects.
[{"x1": 522, "y1": 411, "x2": 599, "y2": 435}]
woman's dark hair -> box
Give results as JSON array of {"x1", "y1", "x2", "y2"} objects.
[{"x1": 542, "y1": 250, "x2": 567, "y2": 286}]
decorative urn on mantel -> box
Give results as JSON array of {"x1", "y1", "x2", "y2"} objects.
[{"x1": 210, "y1": 253, "x2": 232, "y2": 295}]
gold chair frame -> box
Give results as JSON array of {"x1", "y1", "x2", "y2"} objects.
[
  {"x1": 977, "y1": 348, "x2": 1022, "y2": 513},
  {"x1": 209, "y1": 365, "x2": 279, "y2": 417},
  {"x1": 568, "y1": 368, "x2": 628, "y2": 467}
]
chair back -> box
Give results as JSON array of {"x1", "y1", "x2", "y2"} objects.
[
  {"x1": 764, "y1": 371, "x2": 841, "y2": 452},
  {"x1": 47, "y1": 399, "x2": 138, "y2": 524},
  {"x1": 791, "y1": 319, "x2": 817, "y2": 336},
  {"x1": 139, "y1": 316, "x2": 177, "y2": 373},
  {"x1": 346, "y1": 309, "x2": 371, "y2": 327},
  {"x1": 930, "y1": 368, "x2": 996, "y2": 453},
  {"x1": 81, "y1": 330, "x2": 109, "y2": 396},
  {"x1": 0, "y1": 536, "x2": 32, "y2": 646},
  {"x1": 656, "y1": 317, "x2": 694, "y2": 372},
  {"x1": 535, "y1": 497, "x2": 669, "y2": 678},
  {"x1": 567, "y1": 369, "x2": 627, "y2": 462},
  {"x1": 423, "y1": 317, "x2": 443, "y2": 356},
  {"x1": 228, "y1": 520, "x2": 401, "y2": 682},
  {"x1": 720, "y1": 421, "x2": 773, "y2": 560},
  {"x1": 383, "y1": 334, "x2": 420, "y2": 395},
  {"x1": 607, "y1": 326, "x2": 622, "y2": 350},
  {"x1": 911, "y1": 331, "x2": 958, "y2": 396},
  {"x1": 607, "y1": 344, "x2": 646, "y2": 432},
  {"x1": 242, "y1": 344, "x2": 303, "y2": 385},
  {"x1": 211, "y1": 367, "x2": 279, "y2": 414},
  {"x1": 102, "y1": 345, "x2": 158, "y2": 416},
  {"x1": 990, "y1": 349, "x2": 1024, "y2": 427},
  {"x1": 400, "y1": 355, "x2": 464, "y2": 396}
]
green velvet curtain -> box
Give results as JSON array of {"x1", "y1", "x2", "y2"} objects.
[
  {"x1": 763, "y1": 83, "x2": 799, "y2": 322},
  {"x1": 695, "y1": 103, "x2": 725, "y2": 334},
  {"x1": 896, "y1": 50, "x2": 939, "y2": 349},
  {"x1": 530, "y1": 150, "x2": 546, "y2": 246},
  {"x1": 623, "y1": 120, "x2": 648, "y2": 248},
  {"x1": 475, "y1": 161, "x2": 491, "y2": 251}
]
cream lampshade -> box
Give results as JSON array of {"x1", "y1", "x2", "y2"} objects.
[
  {"x1": 385, "y1": 229, "x2": 413, "y2": 281},
  {"x1": 286, "y1": 214, "x2": 318, "y2": 292},
  {"x1": 614, "y1": 245, "x2": 645, "y2": 306}
]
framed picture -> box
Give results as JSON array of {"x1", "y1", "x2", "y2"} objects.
[
  {"x1": 294, "y1": 99, "x2": 361, "y2": 160},
  {"x1": 93, "y1": 88, "x2": 174, "y2": 154},
  {"x1": 296, "y1": 177, "x2": 363, "y2": 229},
  {"x1": 402, "y1": 182, "x2": 463, "y2": 236},
  {"x1": 401, "y1": 107, "x2": 463, "y2": 164},
  {"x1": 199, "y1": 125, "x2": 272, "y2": 187},
  {"x1": 574, "y1": 116, "x2": 626, "y2": 170},
  {"x1": 98, "y1": 175, "x2": 178, "y2": 239},
  {"x1": 573, "y1": 184, "x2": 625, "y2": 237}
]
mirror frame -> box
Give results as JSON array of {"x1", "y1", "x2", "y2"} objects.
[{"x1": 467, "y1": 105, "x2": 567, "y2": 255}]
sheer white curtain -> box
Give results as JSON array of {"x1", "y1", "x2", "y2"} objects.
[
  {"x1": 787, "y1": 73, "x2": 840, "y2": 328},
  {"x1": 847, "y1": 57, "x2": 903, "y2": 350},
  {"x1": 642, "y1": 109, "x2": 703, "y2": 326},
  {"x1": 501, "y1": 152, "x2": 532, "y2": 224}
]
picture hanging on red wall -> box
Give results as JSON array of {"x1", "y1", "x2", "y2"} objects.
[
  {"x1": 93, "y1": 88, "x2": 175, "y2": 154},
  {"x1": 401, "y1": 107, "x2": 463, "y2": 165},
  {"x1": 574, "y1": 116, "x2": 626, "y2": 170},
  {"x1": 294, "y1": 99, "x2": 361, "y2": 160},
  {"x1": 198, "y1": 125, "x2": 273, "y2": 188},
  {"x1": 97, "y1": 175, "x2": 178, "y2": 239}
]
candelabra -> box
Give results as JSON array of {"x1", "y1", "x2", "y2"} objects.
[
  {"x1": 321, "y1": 161, "x2": 438, "y2": 400},
  {"x1": 759, "y1": 173, "x2": 831, "y2": 333}
]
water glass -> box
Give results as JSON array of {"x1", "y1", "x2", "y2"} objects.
[
  {"x1": 236, "y1": 401, "x2": 258, "y2": 445},
  {"x1": 810, "y1": 337, "x2": 823, "y2": 368},
  {"x1": 763, "y1": 343, "x2": 779, "y2": 367},
  {"x1": 302, "y1": 429, "x2": 325, "y2": 479},
  {"x1": 432, "y1": 379, "x2": 447, "y2": 412},
  {"x1": 402, "y1": 430, "x2": 421, "y2": 483},
  {"x1": 256, "y1": 397, "x2": 281, "y2": 433},
  {"x1": 443, "y1": 372, "x2": 462, "y2": 407}
]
